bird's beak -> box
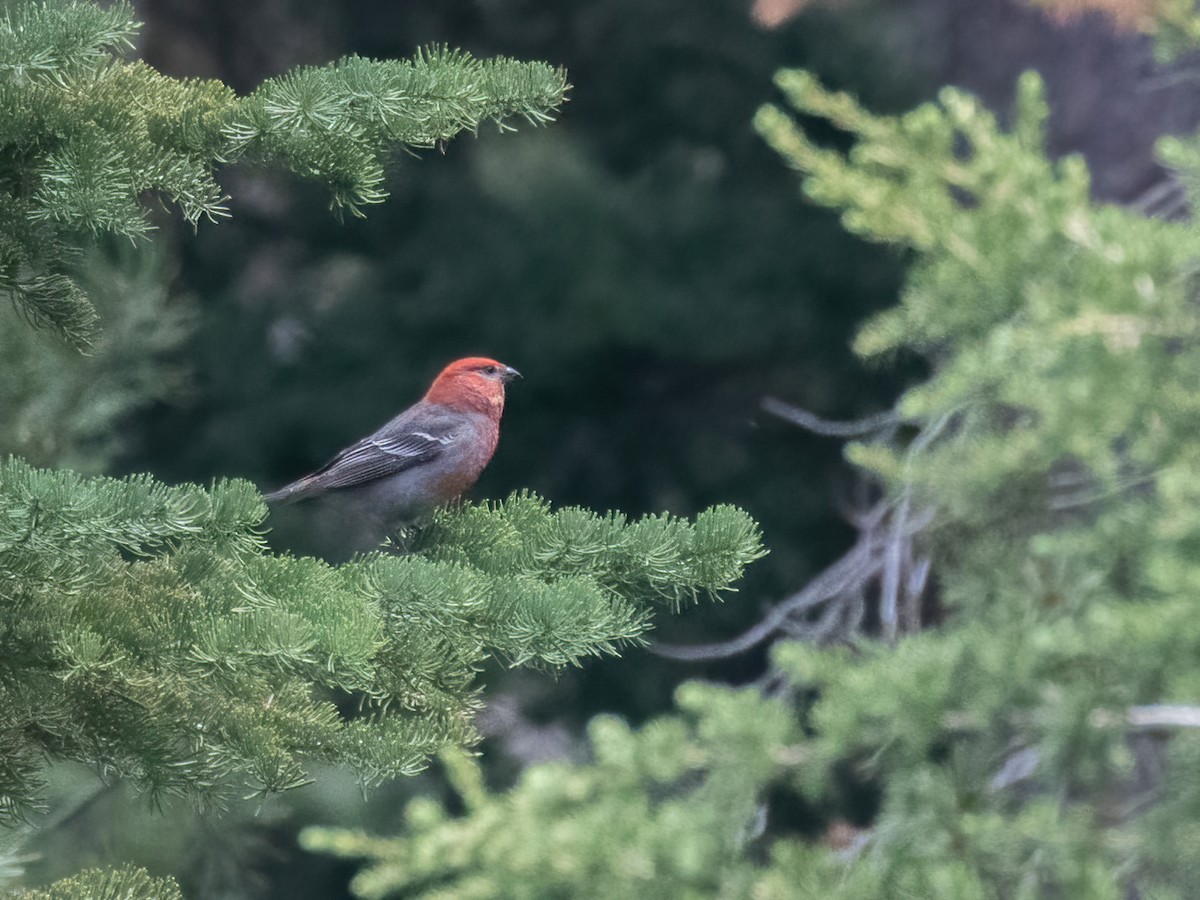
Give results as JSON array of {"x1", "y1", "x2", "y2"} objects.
[{"x1": 501, "y1": 365, "x2": 522, "y2": 383}]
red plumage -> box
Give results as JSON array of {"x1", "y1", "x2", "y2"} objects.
[{"x1": 266, "y1": 357, "x2": 519, "y2": 551}]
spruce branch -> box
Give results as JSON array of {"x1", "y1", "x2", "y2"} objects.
[{"x1": 0, "y1": 1, "x2": 570, "y2": 345}]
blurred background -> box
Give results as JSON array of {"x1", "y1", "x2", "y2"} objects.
[{"x1": 16, "y1": 0, "x2": 1200, "y2": 895}]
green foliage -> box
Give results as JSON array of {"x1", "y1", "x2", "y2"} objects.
[
  {"x1": 1151, "y1": 2, "x2": 1200, "y2": 61},
  {"x1": 416, "y1": 495, "x2": 767, "y2": 617},
  {"x1": 754, "y1": 67, "x2": 1200, "y2": 895},
  {"x1": 301, "y1": 681, "x2": 799, "y2": 900},
  {"x1": 308, "y1": 70, "x2": 1200, "y2": 897},
  {"x1": 0, "y1": 243, "x2": 190, "y2": 472},
  {"x1": 0, "y1": 457, "x2": 763, "y2": 825},
  {"x1": 758, "y1": 69, "x2": 1198, "y2": 542},
  {"x1": 0, "y1": 0, "x2": 568, "y2": 349},
  {"x1": 223, "y1": 47, "x2": 567, "y2": 217},
  {"x1": 6, "y1": 864, "x2": 181, "y2": 900}
]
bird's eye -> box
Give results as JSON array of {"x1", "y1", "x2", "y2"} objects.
[{"x1": 483, "y1": 365, "x2": 497, "y2": 375}]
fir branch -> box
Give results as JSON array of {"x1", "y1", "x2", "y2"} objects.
[
  {"x1": 7, "y1": 864, "x2": 181, "y2": 900},
  {"x1": 416, "y1": 492, "x2": 766, "y2": 615},
  {"x1": 0, "y1": 207, "x2": 98, "y2": 350},
  {"x1": 0, "y1": 460, "x2": 762, "y2": 822},
  {"x1": 1, "y1": 267, "x2": 98, "y2": 352},
  {"x1": 223, "y1": 48, "x2": 570, "y2": 216},
  {"x1": 0, "y1": 2, "x2": 569, "y2": 344},
  {"x1": 0, "y1": 0, "x2": 138, "y2": 85}
]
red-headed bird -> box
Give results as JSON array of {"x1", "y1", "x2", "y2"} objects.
[{"x1": 266, "y1": 357, "x2": 520, "y2": 552}]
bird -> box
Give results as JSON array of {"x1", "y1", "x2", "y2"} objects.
[{"x1": 265, "y1": 357, "x2": 520, "y2": 553}]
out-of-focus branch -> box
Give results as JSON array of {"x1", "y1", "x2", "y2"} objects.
[
  {"x1": 653, "y1": 399, "x2": 934, "y2": 662},
  {"x1": 760, "y1": 396, "x2": 899, "y2": 438},
  {"x1": 1118, "y1": 704, "x2": 1200, "y2": 730},
  {"x1": 651, "y1": 498, "x2": 934, "y2": 661},
  {"x1": 650, "y1": 530, "x2": 883, "y2": 660},
  {"x1": 985, "y1": 706, "x2": 1200, "y2": 792}
]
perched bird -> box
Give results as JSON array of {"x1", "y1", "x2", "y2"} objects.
[{"x1": 266, "y1": 357, "x2": 520, "y2": 553}]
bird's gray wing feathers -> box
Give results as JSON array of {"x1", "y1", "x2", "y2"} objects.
[
  {"x1": 265, "y1": 422, "x2": 458, "y2": 504},
  {"x1": 309, "y1": 429, "x2": 454, "y2": 490}
]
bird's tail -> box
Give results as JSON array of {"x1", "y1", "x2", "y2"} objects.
[{"x1": 263, "y1": 478, "x2": 319, "y2": 506}]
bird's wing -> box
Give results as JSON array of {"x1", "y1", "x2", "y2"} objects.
[{"x1": 306, "y1": 427, "x2": 455, "y2": 491}]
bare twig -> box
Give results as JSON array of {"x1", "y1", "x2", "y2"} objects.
[
  {"x1": 989, "y1": 746, "x2": 1041, "y2": 792},
  {"x1": 1140, "y1": 66, "x2": 1200, "y2": 91},
  {"x1": 879, "y1": 493, "x2": 909, "y2": 644},
  {"x1": 760, "y1": 396, "x2": 899, "y2": 438},
  {"x1": 1136, "y1": 178, "x2": 1189, "y2": 219},
  {"x1": 654, "y1": 397, "x2": 942, "y2": 663},
  {"x1": 649, "y1": 533, "x2": 884, "y2": 661},
  {"x1": 1049, "y1": 472, "x2": 1159, "y2": 511},
  {"x1": 951, "y1": 706, "x2": 1200, "y2": 737},
  {"x1": 903, "y1": 554, "x2": 930, "y2": 633},
  {"x1": 650, "y1": 500, "x2": 935, "y2": 661},
  {"x1": 1125, "y1": 705, "x2": 1200, "y2": 731},
  {"x1": 982, "y1": 708, "x2": 1200, "y2": 804}
]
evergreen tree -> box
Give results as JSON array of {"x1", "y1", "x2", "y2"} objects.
[
  {"x1": 0, "y1": 2, "x2": 766, "y2": 894},
  {"x1": 306, "y1": 67, "x2": 1200, "y2": 899}
]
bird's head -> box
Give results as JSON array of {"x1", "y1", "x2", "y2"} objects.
[{"x1": 424, "y1": 357, "x2": 521, "y2": 414}]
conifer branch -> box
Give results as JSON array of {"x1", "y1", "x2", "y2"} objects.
[
  {"x1": 0, "y1": 1, "x2": 570, "y2": 345},
  {"x1": 6, "y1": 864, "x2": 181, "y2": 900},
  {"x1": 0, "y1": 459, "x2": 762, "y2": 822}
]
